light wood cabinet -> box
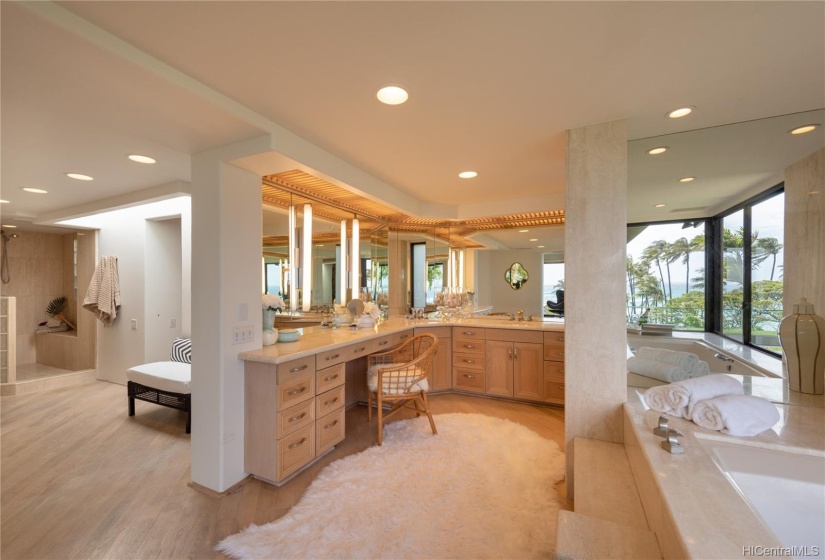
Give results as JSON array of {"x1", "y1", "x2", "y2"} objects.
[
  {"x1": 513, "y1": 342, "x2": 544, "y2": 401},
  {"x1": 453, "y1": 327, "x2": 486, "y2": 393},
  {"x1": 485, "y1": 334, "x2": 542, "y2": 401},
  {"x1": 543, "y1": 331, "x2": 565, "y2": 406},
  {"x1": 486, "y1": 340, "x2": 514, "y2": 397},
  {"x1": 415, "y1": 326, "x2": 452, "y2": 392}
]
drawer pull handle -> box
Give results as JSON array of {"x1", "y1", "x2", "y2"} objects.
[
  {"x1": 354, "y1": 347, "x2": 366, "y2": 353},
  {"x1": 557, "y1": 352, "x2": 564, "y2": 356},
  {"x1": 461, "y1": 331, "x2": 476, "y2": 336},
  {"x1": 463, "y1": 374, "x2": 475, "y2": 379},
  {"x1": 288, "y1": 438, "x2": 306, "y2": 449},
  {"x1": 463, "y1": 359, "x2": 475, "y2": 364},
  {"x1": 288, "y1": 412, "x2": 306, "y2": 423},
  {"x1": 554, "y1": 384, "x2": 565, "y2": 389},
  {"x1": 378, "y1": 340, "x2": 389, "y2": 346},
  {"x1": 464, "y1": 344, "x2": 475, "y2": 349},
  {"x1": 289, "y1": 365, "x2": 308, "y2": 373},
  {"x1": 325, "y1": 354, "x2": 340, "y2": 361},
  {"x1": 287, "y1": 387, "x2": 307, "y2": 396},
  {"x1": 324, "y1": 420, "x2": 339, "y2": 429},
  {"x1": 324, "y1": 397, "x2": 339, "y2": 406},
  {"x1": 556, "y1": 337, "x2": 564, "y2": 342},
  {"x1": 323, "y1": 374, "x2": 339, "y2": 382}
]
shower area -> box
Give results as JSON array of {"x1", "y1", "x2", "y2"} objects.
[{"x1": 1, "y1": 229, "x2": 97, "y2": 395}]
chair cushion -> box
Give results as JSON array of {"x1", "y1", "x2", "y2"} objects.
[
  {"x1": 367, "y1": 363, "x2": 429, "y2": 394},
  {"x1": 127, "y1": 361, "x2": 191, "y2": 394},
  {"x1": 170, "y1": 337, "x2": 192, "y2": 364}
]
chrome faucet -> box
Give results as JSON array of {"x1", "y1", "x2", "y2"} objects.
[
  {"x1": 516, "y1": 309, "x2": 525, "y2": 321},
  {"x1": 714, "y1": 353, "x2": 734, "y2": 362}
]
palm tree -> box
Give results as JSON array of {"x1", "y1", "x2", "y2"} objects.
[
  {"x1": 688, "y1": 234, "x2": 705, "y2": 290},
  {"x1": 754, "y1": 237, "x2": 783, "y2": 281},
  {"x1": 669, "y1": 237, "x2": 690, "y2": 296},
  {"x1": 642, "y1": 240, "x2": 670, "y2": 303}
]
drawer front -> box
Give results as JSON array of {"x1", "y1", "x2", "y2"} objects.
[
  {"x1": 543, "y1": 377, "x2": 565, "y2": 404},
  {"x1": 392, "y1": 330, "x2": 414, "y2": 346},
  {"x1": 316, "y1": 346, "x2": 347, "y2": 369},
  {"x1": 453, "y1": 327, "x2": 486, "y2": 342},
  {"x1": 316, "y1": 407, "x2": 345, "y2": 455},
  {"x1": 346, "y1": 341, "x2": 371, "y2": 360},
  {"x1": 316, "y1": 384, "x2": 345, "y2": 417},
  {"x1": 276, "y1": 398, "x2": 315, "y2": 439},
  {"x1": 453, "y1": 351, "x2": 485, "y2": 371},
  {"x1": 316, "y1": 363, "x2": 345, "y2": 393},
  {"x1": 544, "y1": 361, "x2": 565, "y2": 382},
  {"x1": 276, "y1": 424, "x2": 315, "y2": 482},
  {"x1": 454, "y1": 367, "x2": 485, "y2": 392},
  {"x1": 543, "y1": 332, "x2": 565, "y2": 361},
  {"x1": 414, "y1": 326, "x2": 451, "y2": 339},
  {"x1": 453, "y1": 338, "x2": 485, "y2": 356},
  {"x1": 277, "y1": 355, "x2": 316, "y2": 385},
  {"x1": 372, "y1": 335, "x2": 393, "y2": 353},
  {"x1": 276, "y1": 371, "x2": 315, "y2": 409},
  {"x1": 485, "y1": 328, "x2": 542, "y2": 344}
]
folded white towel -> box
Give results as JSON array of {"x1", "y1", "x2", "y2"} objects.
[
  {"x1": 690, "y1": 394, "x2": 780, "y2": 436},
  {"x1": 643, "y1": 374, "x2": 743, "y2": 418},
  {"x1": 628, "y1": 356, "x2": 690, "y2": 383},
  {"x1": 636, "y1": 347, "x2": 699, "y2": 371}
]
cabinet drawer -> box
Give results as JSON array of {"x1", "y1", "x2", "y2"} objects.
[
  {"x1": 544, "y1": 377, "x2": 565, "y2": 403},
  {"x1": 276, "y1": 399, "x2": 315, "y2": 439},
  {"x1": 414, "y1": 326, "x2": 451, "y2": 339},
  {"x1": 486, "y1": 328, "x2": 542, "y2": 344},
  {"x1": 453, "y1": 338, "x2": 485, "y2": 356},
  {"x1": 543, "y1": 332, "x2": 565, "y2": 361},
  {"x1": 276, "y1": 424, "x2": 315, "y2": 482},
  {"x1": 316, "y1": 346, "x2": 347, "y2": 368},
  {"x1": 372, "y1": 335, "x2": 393, "y2": 353},
  {"x1": 277, "y1": 355, "x2": 316, "y2": 385},
  {"x1": 544, "y1": 361, "x2": 565, "y2": 382},
  {"x1": 453, "y1": 327, "x2": 486, "y2": 342},
  {"x1": 276, "y1": 371, "x2": 315, "y2": 409},
  {"x1": 316, "y1": 363, "x2": 345, "y2": 393},
  {"x1": 316, "y1": 407, "x2": 345, "y2": 456},
  {"x1": 345, "y1": 341, "x2": 371, "y2": 360},
  {"x1": 454, "y1": 367, "x2": 485, "y2": 392},
  {"x1": 392, "y1": 330, "x2": 414, "y2": 346},
  {"x1": 453, "y1": 351, "x2": 485, "y2": 370},
  {"x1": 316, "y1": 384, "x2": 345, "y2": 417}
]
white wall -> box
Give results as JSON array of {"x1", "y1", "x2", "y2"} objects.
[
  {"x1": 474, "y1": 250, "x2": 544, "y2": 316},
  {"x1": 145, "y1": 218, "x2": 182, "y2": 362}
]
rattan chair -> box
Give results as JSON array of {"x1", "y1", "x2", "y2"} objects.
[{"x1": 367, "y1": 333, "x2": 439, "y2": 445}]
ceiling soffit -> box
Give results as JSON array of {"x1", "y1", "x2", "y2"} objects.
[{"x1": 263, "y1": 170, "x2": 565, "y2": 250}]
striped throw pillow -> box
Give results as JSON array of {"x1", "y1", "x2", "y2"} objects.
[{"x1": 170, "y1": 337, "x2": 192, "y2": 364}]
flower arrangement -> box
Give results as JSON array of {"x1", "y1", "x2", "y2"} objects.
[
  {"x1": 262, "y1": 294, "x2": 285, "y2": 313},
  {"x1": 363, "y1": 301, "x2": 381, "y2": 319}
]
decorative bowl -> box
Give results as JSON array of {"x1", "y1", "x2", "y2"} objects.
[{"x1": 278, "y1": 328, "x2": 300, "y2": 343}]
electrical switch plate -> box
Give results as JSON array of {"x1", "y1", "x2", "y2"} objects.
[
  {"x1": 169, "y1": 318, "x2": 176, "y2": 328},
  {"x1": 131, "y1": 319, "x2": 137, "y2": 330},
  {"x1": 239, "y1": 303, "x2": 248, "y2": 321},
  {"x1": 231, "y1": 325, "x2": 255, "y2": 345}
]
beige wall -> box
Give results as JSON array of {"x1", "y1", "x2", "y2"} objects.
[
  {"x1": 475, "y1": 249, "x2": 544, "y2": 316},
  {"x1": 784, "y1": 147, "x2": 825, "y2": 317},
  {"x1": 564, "y1": 120, "x2": 628, "y2": 498}
]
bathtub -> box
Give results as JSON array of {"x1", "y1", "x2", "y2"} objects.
[{"x1": 627, "y1": 334, "x2": 780, "y2": 378}]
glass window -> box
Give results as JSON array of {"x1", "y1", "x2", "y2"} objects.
[
  {"x1": 626, "y1": 221, "x2": 705, "y2": 330},
  {"x1": 750, "y1": 193, "x2": 784, "y2": 353},
  {"x1": 543, "y1": 263, "x2": 565, "y2": 317},
  {"x1": 722, "y1": 210, "x2": 745, "y2": 342}
]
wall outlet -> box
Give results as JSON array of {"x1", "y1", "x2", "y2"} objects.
[
  {"x1": 169, "y1": 318, "x2": 176, "y2": 328},
  {"x1": 131, "y1": 319, "x2": 137, "y2": 330},
  {"x1": 231, "y1": 325, "x2": 254, "y2": 345}
]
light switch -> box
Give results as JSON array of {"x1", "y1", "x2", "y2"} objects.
[
  {"x1": 131, "y1": 319, "x2": 137, "y2": 330},
  {"x1": 169, "y1": 318, "x2": 176, "y2": 328},
  {"x1": 239, "y1": 303, "x2": 248, "y2": 321}
]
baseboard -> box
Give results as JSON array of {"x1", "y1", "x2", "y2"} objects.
[{"x1": 188, "y1": 475, "x2": 253, "y2": 498}]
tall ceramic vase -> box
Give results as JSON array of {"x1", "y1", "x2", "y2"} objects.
[
  {"x1": 262, "y1": 309, "x2": 278, "y2": 346},
  {"x1": 779, "y1": 298, "x2": 825, "y2": 395}
]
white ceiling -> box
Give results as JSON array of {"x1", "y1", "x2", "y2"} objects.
[{"x1": 1, "y1": 1, "x2": 823, "y2": 240}]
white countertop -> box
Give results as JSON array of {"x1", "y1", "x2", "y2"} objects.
[
  {"x1": 239, "y1": 316, "x2": 564, "y2": 365},
  {"x1": 625, "y1": 388, "x2": 825, "y2": 559}
]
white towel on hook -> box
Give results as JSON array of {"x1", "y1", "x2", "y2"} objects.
[
  {"x1": 83, "y1": 255, "x2": 121, "y2": 326},
  {"x1": 690, "y1": 394, "x2": 780, "y2": 436}
]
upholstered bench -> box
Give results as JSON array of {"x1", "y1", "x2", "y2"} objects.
[{"x1": 127, "y1": 337, "x2": 191, "y2": 433}]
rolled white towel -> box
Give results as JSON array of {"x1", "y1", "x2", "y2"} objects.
[
  {"x1": 643, "y1": 374, "x2": 743, "y2": 418},
  {"x1": 627, "y1": 356, "x2": 689, "y2": 383},
  {"x1": 690, "y1": 395, "x2": 780, "y2": 436},
  {"x1": 687, "y1": 360, "x2": 710, "y2": 378},
  {"x1": 636, "y1": 347, "x2": 700, "y2": 372},
  {"x1": 643, "y1": 385, "x2": 686, "y2": 417}
]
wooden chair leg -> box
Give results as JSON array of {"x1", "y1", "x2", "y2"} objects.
[
  {"x1": 412, "y1": 398, "x2": 422, "y2": 417},
  {"x1": 368, "y1": 391, "x2": 373, "y2": 421},
  {"x1": 377, "y1": 392, "x2": 384, "y2": 446},
  {"x1": 421, "y1": 391, "x2": 437, "y2": 436}
]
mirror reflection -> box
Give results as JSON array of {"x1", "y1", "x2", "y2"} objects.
[{"x1": 504, "y1": 262, "x2": 528, "y2": 290}]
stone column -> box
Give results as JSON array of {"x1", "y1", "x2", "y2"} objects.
[{"x1": 564, "y1": 120, "x2": 628, "y2": 498}]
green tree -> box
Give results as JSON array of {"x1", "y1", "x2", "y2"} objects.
[
  {"x1": 642, "y1": 240, "x2": 670, "y2": 303},
  {"x1": 664, "y1": 290, "x2": 705, "y2": 330},
  {"x1": 754, "y1": 237, "x2": 783, "y2": 281},
  {"x1": 669, "y1": 237, "x2": 690, "y2": 295}
]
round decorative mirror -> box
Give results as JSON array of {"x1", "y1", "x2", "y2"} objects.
[{"x1": 504, "y1": 262, "x2": 528, "y2": 290}]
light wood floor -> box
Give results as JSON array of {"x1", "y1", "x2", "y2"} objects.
[{"x1": 1, "y1": 379, "x2": 568, "y2": 559}]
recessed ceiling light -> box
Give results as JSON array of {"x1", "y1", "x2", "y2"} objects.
[
  {"x1": 2, "y1": 224, "x2": 17, "y2": 228},
  {"x1": 654, "y1": 203, "x2": 667, "y2": 208},
  {"x1": 376, "y1": 85, "x2": 409, "y2": 105},
  {"x1": 66, "y1": 173, "x2": 94, "y2": 181},
  {"x1": 647, "y1": 147, "x2": 668, "y2": 155},
  {"x1": 679, "y1": 177, "x2": 696, "y2": 183},
  {"x1": 458, "y1": 171, "x2": 478, "y2": 179},
  {"x1": 0, "y1": 199, "x2": 8, "y2": 204},
  {"x1": 537, "y1": 245, "x2": 545, "y2": 248},
  {"x1": 22, "y1": 187, "x2": 48, "y2": 194},
  {"x1": 529, "y1": 238, "x2": 538, "y2": 242},
  {"x1": 519, "y1": 229, "x2": 529, "y2": 233},
  {"x1": 128, "y1": 154, "x2": 156, "y2": 164},
  {"x1": 667, "y1": 107, "x2": 693, "y2": 119},
  {"x1": 808, "y1": 190, "x2": 821, "y2": 196},
  {"x1": 789, "y1": 124, "x2": 819, "y2": 135}
]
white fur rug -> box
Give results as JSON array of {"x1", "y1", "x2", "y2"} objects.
[{"x1": 217, "y1": 413, "x2": 566, "y2": 559}]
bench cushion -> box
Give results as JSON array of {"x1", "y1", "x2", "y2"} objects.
[{"x1": 127, "y1": 361, "x2": 191, "y2": 394}]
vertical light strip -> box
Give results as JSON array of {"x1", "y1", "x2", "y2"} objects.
[
  {"x1": 339, "y1": 220, "x2": 347, "y2": 305},
  {"x1": 458, "y1": 249, "x2": 464, "y2": 289},
  {"x1": 301, "y1": 204, "x2": 312, "y2": 312},
  {"x1": 288, "y1": 204, "x2": 298, "y2": 312},
  {"x1": 447, "y1": 248, "x2": 455, "y2": 288},
  {"x1": 351, "y1": 218, "x2": 360, "y2": 300}
]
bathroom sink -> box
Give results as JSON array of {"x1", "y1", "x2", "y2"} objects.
[{"x1": 696, "y1": 435, "x2": 825, "y2": 557}]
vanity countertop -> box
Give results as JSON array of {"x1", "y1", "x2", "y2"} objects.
[
  {"x1": 239, "y1": 316, "x2": 564, "y2": 365},
  {"x1": 624, "y1": 388, "x2": 825, "y2": 559}
]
